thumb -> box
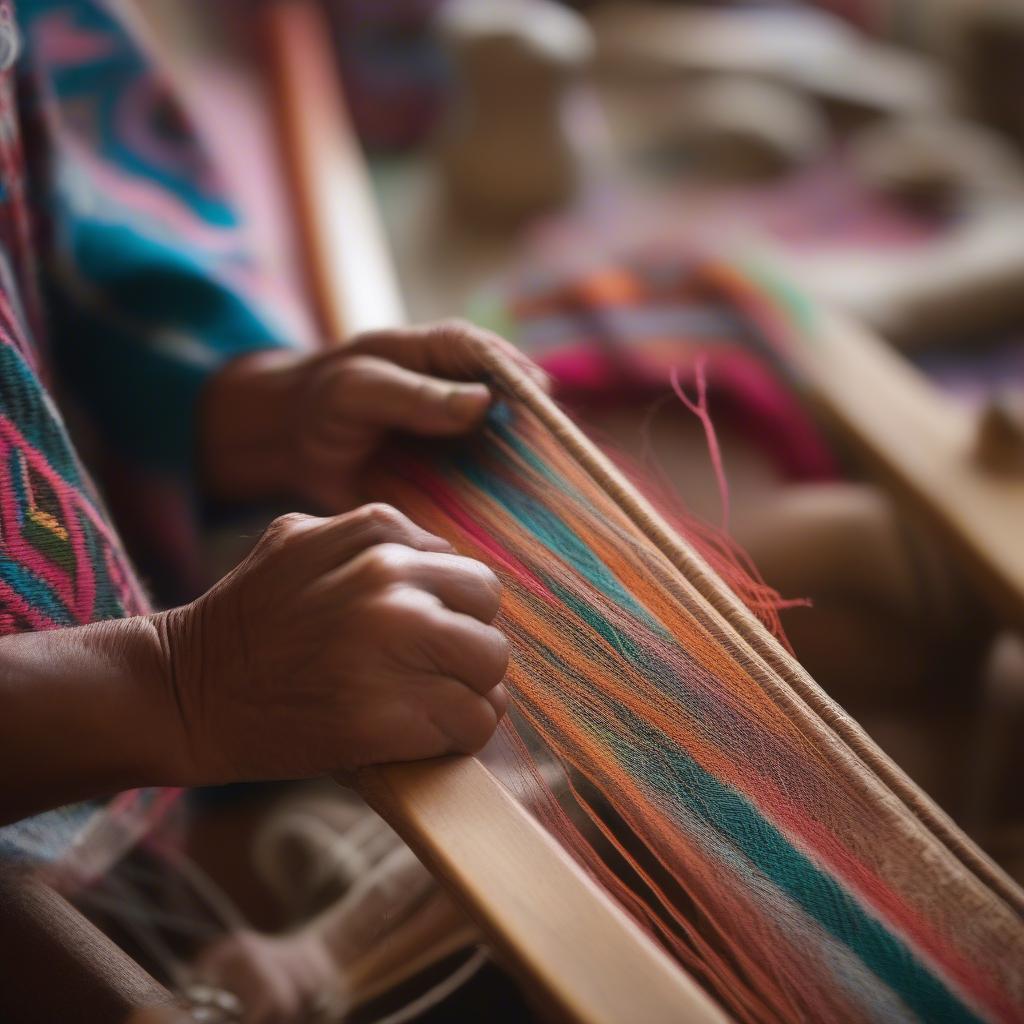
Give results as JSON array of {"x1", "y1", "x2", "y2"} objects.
[{"x1": 334, "y1": 355, "x2": 492, "y2": 435}]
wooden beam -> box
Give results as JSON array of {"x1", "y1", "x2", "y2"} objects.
[
  {"x1": 0, "y1": 868, "x2": 174, "y2": 1023},
  {"x1": 263, "y1": 0, "x2": 406, "y2": 340},
  {"x1": 262, "y1": 3, "x2": 732, "y2": 1021},
  {"x1": 787, "y1": 213, "x2": 1024, "y2": 348},
  {"x1": 785, "y1": 297, "x2": 1024, "y2": 632}
]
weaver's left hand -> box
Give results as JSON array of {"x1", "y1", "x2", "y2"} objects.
[{"x1": 202, "y1": 320, "x2": 547, "y2": 512}]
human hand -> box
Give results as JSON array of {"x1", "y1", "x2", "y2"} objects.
[
  {"x1": 155, "y1": 503, "x2": 509, "y2": 786},
  {"x1": 202, "y1": 319, "x2": 547, "y2": 511}
]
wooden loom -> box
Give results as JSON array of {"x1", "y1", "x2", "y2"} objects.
[
  {"x1": 2, "y1": 2, "x2": 1023, "y2": 1022},
  {"x1": 263, "y1": 1, "x2": 1024, "y2": 1022}
]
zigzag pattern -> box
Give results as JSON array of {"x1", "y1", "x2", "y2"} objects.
[{"x1": 0, "y1": 338, "x2": 147, "y2": 635}]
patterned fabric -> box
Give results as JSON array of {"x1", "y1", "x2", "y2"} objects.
[
  {"x1": 0, "y1": 0, "x2": 290, "y2": 872},
  {"x1": 0, "y1": 337, "x2": 147, "y2": 631},
  {"x1": 475, "y1": 253, "x2": 841, "y2": 482}
]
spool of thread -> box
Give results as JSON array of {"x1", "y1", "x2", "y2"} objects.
[{"x1": 436, "y1": 0, "x2": 594, "y2": 226}]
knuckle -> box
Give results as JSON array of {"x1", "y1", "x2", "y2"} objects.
[
  {"x1": 315, "y1": 355, "x2": 381, "y2": 407},
  {"x1": 364, "y1": 584, "x2": 434, "y2": 631},
  {"x1": 428, "y1": 317, "x2": 479, "y2": 350},
  {"x1": 333, "y1": 352, "x2": 376, "y2": 382},
  {"x1": 262, "y1": 512, "x2": 313, "y2": 548},
  {"x1": 350, "y1": 502, "x2": 411, "y2": 540},
  {"x1": 412, "y1": 374, "x2": 440, "y2": 405},
  {"x1": 359, "y1": 542, "x2": 415, "y2": 588},
  {"x1": 434, "y1": 316, "x2": 473, "y2": 337},
  {"x1": 435, "y1": 316, "x2": 495, "y2": 349}
]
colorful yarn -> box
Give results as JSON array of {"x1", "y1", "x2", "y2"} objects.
[
  {"x1": 669, "y1": 359, "x2": 730, "y2": 530},
  {"x1": 371, "y1": 393, "x2": 1024, "y2": 1023}
]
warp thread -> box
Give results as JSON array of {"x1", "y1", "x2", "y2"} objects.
[{"x1": 369, "y1": 384, "x2": 1024, "y2": 1024}]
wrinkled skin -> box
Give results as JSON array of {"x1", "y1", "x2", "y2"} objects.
[
  {"x1": 159, "y1": 504, "x2": 510, "y2": 786},
  {"x1": 203, "y1": 319, "x2": 549, "y2": 513}
]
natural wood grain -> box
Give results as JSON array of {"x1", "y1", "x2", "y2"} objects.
[
  {"x1": 0, "y1": 868, "x2": 174, "y2": 1023},
  {"x1": 263, "y1": 0, "x2": 405, "y2": 339}
]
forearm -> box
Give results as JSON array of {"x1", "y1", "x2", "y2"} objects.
[{"x1": 0, "y1": 616, "x2": 184, "y2": 825}]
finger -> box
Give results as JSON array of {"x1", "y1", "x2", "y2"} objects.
[
  {"x1": 369, "y1": 550, "x2": 502, "y2": 623},
  {"x1": 423, "y1": 678, "x2": 503, "y2": 754},
  {"x1": 332, "y1": 354, "x2": 492, "y2": 435},
  {"x1": 326, "y1": 547, "x2": 501, "y2": 623},
  {"x1": 412, "y1": 602, "x2": 511, "y2": 695},
  {"x1": 348, "y1": 320, "x2": 551, "y2": 392},
  {"x1": 346, "y1": 700, "x2": 455, "y2": 768},
  {"x1": 484, "y1": 682, "x2": 510, "y2": 721},
  {"x1": 263, "y1": 505, "x2": 453, "y2": 574}
]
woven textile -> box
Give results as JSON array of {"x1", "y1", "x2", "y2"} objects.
[{"x1": 370, "y1": 378, "x2": 1024, "y2": 1023}]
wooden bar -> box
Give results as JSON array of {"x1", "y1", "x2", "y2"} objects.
[
  {"x1": 0, "y1": 868, "x2": 174, "y2": 1022},
  {"x1": 794, "y1": 302, "x2": 1024, "y2": 633},
  {"x1": 263, "y1": 0, "x2": 406, "y2": 339}
]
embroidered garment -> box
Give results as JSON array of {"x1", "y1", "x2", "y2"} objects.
[{"x1": 0, "y1": 0, "x2": 289, "y2": 869}]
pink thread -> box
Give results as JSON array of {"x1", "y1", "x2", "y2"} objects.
[{"x1": 670, "y1": 358, "x2": 730, "y2": 531}]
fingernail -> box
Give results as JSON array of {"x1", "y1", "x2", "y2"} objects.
[{"x1": 447, "y1": 384, "x2": 491, "y2": 421}]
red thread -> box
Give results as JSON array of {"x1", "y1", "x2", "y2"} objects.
[{"x1": 670, "y1": 358, "x2": 730, "y2": 531}]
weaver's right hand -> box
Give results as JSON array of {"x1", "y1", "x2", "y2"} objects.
[{"x1": 154, "y1": 504, "x2": 509, "y2": 786}]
